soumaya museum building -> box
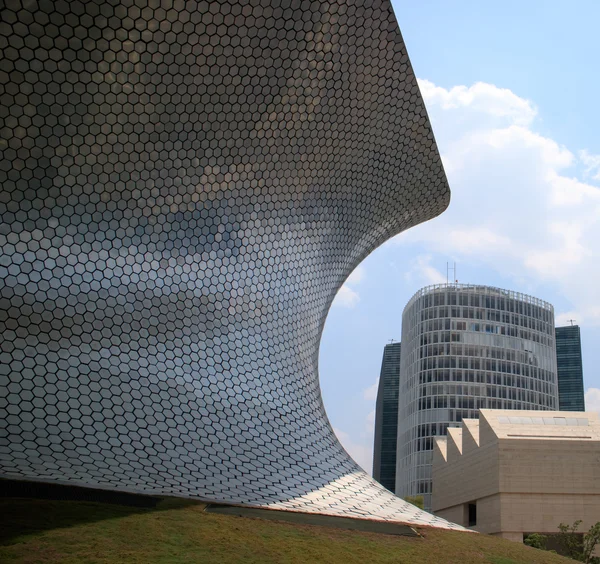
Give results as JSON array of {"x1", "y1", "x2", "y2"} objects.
[
  {"x1": 0, "y1": 0, "x2": 466, "y2": 530},
  {"x1": 395, "y1": 284, "x2": 559, "y2": 510}
]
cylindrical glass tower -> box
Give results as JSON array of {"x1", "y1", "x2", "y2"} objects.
[{"x1": 396, "y1": 284, "x2": 559, "y2": 510}]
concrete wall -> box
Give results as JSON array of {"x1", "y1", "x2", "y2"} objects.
[
  {"x1": 499, "y1": 492, "x2": 600, "y2": 535},
  {"x1": 499, "y1": 438, "x2": 600, "y2": 497},
  {"x1": 433, "y1": 494, "x2": 502, "y2": 534},
  {"x1": 432, "y1": 410, "x2": 600, "y2": 539},
  {"x1": 434, "y1": 505, "x2": 464, "y2": 527},
  {"x1": 432, "y1": 435, "x2": 500, "y2": 514}
]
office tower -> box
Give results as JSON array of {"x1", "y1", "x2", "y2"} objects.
[
  {"x1": 555, "y1": 325, "x2": 585, "y2": 411},
  {"x1": 0, "y1": 0, "x2": 461, "y2": 529},
  {"x1": 396, "y1": 284, "x2": 559, "y2": 510},
  {"x1": 373, "y1": 342, "x2": 402, "y2": 491}
]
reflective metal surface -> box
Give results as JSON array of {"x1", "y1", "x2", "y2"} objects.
[{"x1": 0, "y1": 0, "x2": 458, "y2": 528}]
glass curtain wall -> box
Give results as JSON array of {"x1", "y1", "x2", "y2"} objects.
[{"x1": 396, "y1": 284, "x2": 559, "y2": 510}]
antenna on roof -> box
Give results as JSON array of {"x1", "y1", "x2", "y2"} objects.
[
  {"x1": 568, "y1": 319, "x2": 576, "y2": 326},
  {"x1": 389, "y1": 339, "x2": 395, "y2": 344},
  {"x1": 447, "y1": 262, "x2": 457, "y2": 286}
]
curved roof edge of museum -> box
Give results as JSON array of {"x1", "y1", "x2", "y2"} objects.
[{"x1": 403, "y1": 283, "x2": 554, "y2": 314}]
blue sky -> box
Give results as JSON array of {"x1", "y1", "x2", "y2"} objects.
[{"x1": 320, "y1": 0, "x2": 600, "y2": 472}]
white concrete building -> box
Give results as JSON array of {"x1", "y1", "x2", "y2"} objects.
[{"x1": 432, "y1": 409, "x2": 600, "y2": 541}]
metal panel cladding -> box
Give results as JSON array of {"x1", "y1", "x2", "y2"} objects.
[{"x1": 0, "y1": 0, "x2": 458, "y2": 528}]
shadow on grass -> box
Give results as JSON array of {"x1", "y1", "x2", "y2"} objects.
[{"x1": 0, "y1": 479, "x2": 198, "y2": 545}]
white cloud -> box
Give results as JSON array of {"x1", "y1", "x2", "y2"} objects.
[
  {"x1": 405, "y1": 255, "x2": 447, "y2": 286},
  {"x1": 400, "y1": 79, "x2": 600, "y2": 325},
  {"x1": 332, "y1": 264, "x2": 365, "y2": 309},
  {"x1": 482, "y1": 125, "x2": 573, "y2": 167},
  {"x1": 548, "y1": 171, "x2": 600, "y2": 206},
  {"x1": 333, "y1": 406, "x2": 377, "y2": 475},
  {"x1": 333, "y1": 427, "x2": 373, "y2": 474},
  {"x1": 585, "y1": 388, "x2": 600, "y2": 412},
  {"x1": 347, "y1": 264, "x2": 365, "y2": 285},
  {"x1": 366, "y1": 410, "x2": 376, "y2": 434},
  {"x1": 363, "y1": 380, "x2": 379, "y2": 401},
  {"x1": 580, "y1": 150, "x2": 600, "y2": 182},
  {"x1": 418, "y1": 79, "x2": 537, "y2": 126},
  {"x1": 332, "y1": 284, "x2": 360, "y2": 308},
  {"x1": 444, "y1": 228, "x2": 512, "y2": 256}
]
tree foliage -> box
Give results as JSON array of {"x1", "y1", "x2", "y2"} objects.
[
  {"x1": 557, "y1": 520, "x2": 600, "y2": 564},
  {"x1": 404, "y1": 495, "x2": 424, "y2": 510},
  {"x1": 558, "y1": 520, "x2": 583, "y2": 560},
  {"x1": 582, "y1": 522, "x2": 600, "y2": 564}
]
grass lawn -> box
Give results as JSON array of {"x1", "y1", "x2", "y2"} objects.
[{"x1": 0, "y1": 497, "x2": 576, "y2": 564}]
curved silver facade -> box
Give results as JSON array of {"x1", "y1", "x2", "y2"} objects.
[
  {"x1": 0, "y1": 0, "x2": 461, "y2": 528},
  {"x1": 396, "y1": 284, "x2": 559, "y2": 510}
]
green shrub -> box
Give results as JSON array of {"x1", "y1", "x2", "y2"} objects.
[
  {"x1": 524, "y1": 533, "x2": 547, "y2": 550},
  {"x1": 403, "y1": 496, "x2": 424, "y2": 510}
]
